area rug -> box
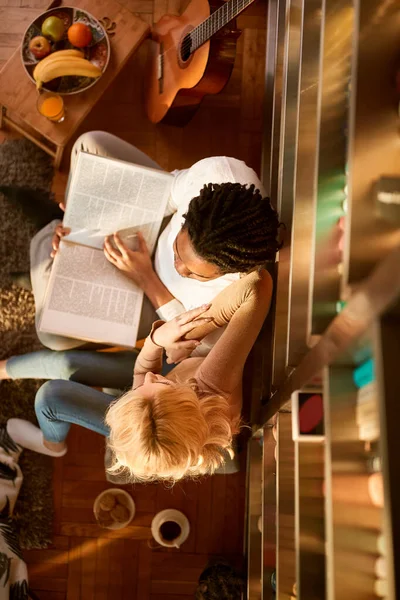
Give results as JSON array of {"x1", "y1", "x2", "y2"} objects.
[{"x1": 0, "y1": 138, "x2": 54, "y2": 549}]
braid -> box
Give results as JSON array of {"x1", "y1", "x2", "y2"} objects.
[
  {"x1": 183, "y1": 182, "x2": 282, "y2": 273},
  {"x1": 195, "y1": 562, "x2": 245, "y2": 599}
]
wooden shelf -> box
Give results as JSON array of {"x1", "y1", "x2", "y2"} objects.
[
  {"x1": 343, "y1": 0, "x2": 400, "y2": 289},
  {"x1": 309, "y1": 0, "x2": 355, "y2": 335},
  {"x1": 268, "y1": 0, "x2": 303, "y2": 388},
  {"x1": 250, "y1": 0, "x2": 400, "y2": 598},
  {"x1": 374, "y1": 311, "x2": 400, "y2": 598},
  {"x1": 325, "y1": 363, "x2": 383, "y2": 600},
  {"x1": 263, "y1": 426, "x2": 277, "y2": 599},
  {"x1": 276, "y1": 413, "x2": 296, "y2": 598},
  {"x1": 247, "y1": 435, "x2": 263, "y2": 600},
  {"x1": 287, "y1": 0, "x2": 324, "y2": 366},
  {"x1": 296, "y1": 440, "x2": 326, "y2": 600}
]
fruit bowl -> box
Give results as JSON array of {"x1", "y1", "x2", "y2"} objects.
[{"x1": 21, "y1": 6, "x2": 110, "y2": 95}]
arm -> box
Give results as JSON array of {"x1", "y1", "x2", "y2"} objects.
[
  {"x1": 132, "y1": 306, "x2": 213, "y2": 388},
  {"x1": 140, "y1": 271, "x2": 176, "y2": 310},
  {"x1": 194, "y1": 270, "x2": 273, "y2": 396},
  {"x1": 104, "y1": 232, "x2": 176, "y2": 310},
  {"x1": 132, "y1": 324, "x2": 164, "y2": 389},
  {"x1": 156, "y1": 297, "x2": 186, "y2": 321}
]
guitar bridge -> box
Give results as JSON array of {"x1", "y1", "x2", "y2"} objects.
[{"x1": 157, "y1": 42, "x2": 164, "y2": 94}]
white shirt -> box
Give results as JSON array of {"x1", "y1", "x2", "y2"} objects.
[{"x1": 153, "y1": 156, "x2": 265, "y2": 354}]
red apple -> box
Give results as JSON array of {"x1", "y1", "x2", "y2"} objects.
[{"x1": 29, "y1": 36, "x2": 51, "y2": 59}]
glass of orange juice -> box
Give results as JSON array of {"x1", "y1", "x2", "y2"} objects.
[{"x1": 37, "y1": 92, "x2": 65, "y2": 123}]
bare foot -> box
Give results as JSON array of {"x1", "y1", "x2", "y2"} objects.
[
  {"x1": 43, "y1": 439, "x2": 67, "y2": 453},
  {"x1": 0, "y1": 359, "x2": 10, "y2": 380}
]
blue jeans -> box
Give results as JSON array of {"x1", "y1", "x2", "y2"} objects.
[
  {"x1": 35, "y1": 380, "x2": 114, "y2": 442},
  {"x1": 6, "y1": 350, "x2": 174, "y2": 443}
]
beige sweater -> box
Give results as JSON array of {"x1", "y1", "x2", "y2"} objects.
[{"x1": 132, "y1": 270, "x2": 273, "y2": 421}]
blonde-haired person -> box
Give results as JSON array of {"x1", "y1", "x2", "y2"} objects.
[{"x1": 6, "y1": 270, "x2": 272, "y2": 482}]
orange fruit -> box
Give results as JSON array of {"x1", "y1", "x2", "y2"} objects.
[{"x1": 67, "y1": 23, "x2": 92, "y2": 48}]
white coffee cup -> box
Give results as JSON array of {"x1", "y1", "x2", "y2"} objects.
[{"x1": 151, "y1": 509, "x2": 190, "y2": 549}]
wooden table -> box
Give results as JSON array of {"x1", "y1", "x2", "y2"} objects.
[{"x1": 0, "y1": 0, "x2": 149, "y2": 168}]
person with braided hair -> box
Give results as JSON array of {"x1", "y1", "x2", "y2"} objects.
[
  {"x1": 182, "y1": 181, "x2": 281, "y2": 272},
  {"x1": 16, "y1": 131, "x2": 280, "y2": 357}
]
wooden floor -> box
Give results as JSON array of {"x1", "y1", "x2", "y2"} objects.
[
  {"x1": 1, "y1": 0, "x2": 267, "y2": 597},
  {"x1": 24, "y1": 426, "x2": 247, "y2": 599}
]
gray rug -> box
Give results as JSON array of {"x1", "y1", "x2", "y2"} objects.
[{"x1": 0, "y1": 138, "x2": 54, "y2": 549}]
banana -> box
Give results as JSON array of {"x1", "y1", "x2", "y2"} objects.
[
  {"x1": 41, "y1": 49, "x2": 84, "y2": 63},
  {"x1": 33, "y1": 50, "x2": 85, "y2": 82},
  {"x1": 34, "y1": 56, "x2": 102, "y2": 89}
]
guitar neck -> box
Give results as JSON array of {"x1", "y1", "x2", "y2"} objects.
[{"x1": 191, "y1": 0, "x2": 255, "y2": 52}]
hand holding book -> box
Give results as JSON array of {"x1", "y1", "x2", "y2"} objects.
[
  {"x1": 104, "y1": 231, "x2": 152, "y2": 288},
  {"x1": 50, "y1": 222, "x2": 71, "y2": 258}
]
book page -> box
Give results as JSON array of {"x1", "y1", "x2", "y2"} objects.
[
  {"x1": 39, "y1": 151, "x2": 173, "y2": 346},
  {"x1": 63, "y1": 151, "x2": 173, "y2": 253},
  {"x1": 40, "y1": 242, "x2": 143, "y2": 347}
]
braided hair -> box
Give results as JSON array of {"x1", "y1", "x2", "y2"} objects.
[
  {"x1": 183, "y1": 182, "x2": 281, "y2": 274},
  {"x1": 195, "y1": 561, "x2": 245, "y2": 600}
]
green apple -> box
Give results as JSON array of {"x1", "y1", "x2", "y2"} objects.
[{"x1": 41, "y1": 16, "x2": 65, "y2": 42}]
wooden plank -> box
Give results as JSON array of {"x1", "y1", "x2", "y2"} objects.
[
  {"x1": 195, "y1": 475, "x2": 213, "y2": 554},
  {"x1": 223, "y1": 471, "x2": 244, "y2": 554},
  {"x1": 117, "y1": 0, "x2": 153, "y2": 12},
  {"x1": 60, "y1": 522, "x2": 151, "y2": 539},
  {"x1": 81, "y1": 537, "x2": 97, "y2": 600},
  {"x1": 62, "y1": 480, "x2": 124, "y2": 502},
  {"x1": 122, "y1": 539, "x2": 139, "y2": 600},
  {"x1": 241, "y1": 28, "x2": 267, "y2": 126},
  {"x1": 208, "y1": 474, "x2": 228, "y2": 555},
  {"x1": 136, "y1": 541, "x2": 152, "y2": 600},
  {"x1": 53, "y1": 453, "x2": 66, "y2": 536},
  {"x1": 31, "y1": 593, "x2": 66, "y2": 600},
  {"x1": 28, "y1": 576, "x2": 67, "y2": 592},
  {"x1": 150, "y1": 579, "x2": 197, "y2": 596},
  {"x1": 94, "y1": 537, "x2": 111, "y2": 600},
  {"x1": 151, "y1": 552, "x2": 207, "y2": 569},
  {"x1": 61, "y1": 506, "x2": 153, "y2": 527},
  {"x1": 67, "y1": 537, "x2": 82, "y2": 600},
  {"x1": 108, "y1": 539, "x2": 125, "y2": 599},
  {"x1": 25, "y1": 547, "x2": 69, "y2": 565},
  {"x1": 130, "y1": 483, "x2": 158, "y2": 514},
  {"x1": 28, "y1": 560, "x2": 68, "y2": 579},
  {"x1": 150, "y1": 596, "x2": 194, "y2": 600},
  {"x1": 63, "y1": 465, "x2": 109, "y2": 482}
]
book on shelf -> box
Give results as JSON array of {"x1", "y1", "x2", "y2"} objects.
[
  {"x1": 39, "y1": 151, "x2": 173, "y2": 347},
  {"x1": 356, "y1": 381, "x2": 379, "y2": 441}
]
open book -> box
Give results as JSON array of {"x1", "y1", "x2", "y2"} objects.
[{"x1": 39, "y1": 151, "x2": 173, "y2": 347}]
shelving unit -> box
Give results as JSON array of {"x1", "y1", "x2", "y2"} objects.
[
  {"x1": 246, "y1": 0, "x2": 400, "y2": 597},
  {"x1": 296, "y1": 440, "x2": 325, "y2": 600},
  {"x1": 276, "y1": 414, "x2": 296, "y2": 598}
]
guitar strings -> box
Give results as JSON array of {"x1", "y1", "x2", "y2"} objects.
[{"x1": 154, "y1": 0, "x2": 251, "y2": 62}]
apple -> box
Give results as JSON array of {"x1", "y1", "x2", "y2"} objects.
[
  {"x1": 41, "y1": 16, "x2": 65, "y2": 42},
  {"x1": 29, "y1": 35, "x2": 51, "y2": 59}
]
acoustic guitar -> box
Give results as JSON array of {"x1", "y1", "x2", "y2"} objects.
[{"x1": 146, "y1": 0, "x2": 256, "y2": 126}]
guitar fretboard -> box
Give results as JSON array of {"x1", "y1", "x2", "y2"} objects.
[{"x1": 189, "y1": 0, "x2": 254, "y2": 53}]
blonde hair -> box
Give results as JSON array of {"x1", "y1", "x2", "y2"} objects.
[{"x1": 105, "y1": 381, "x2": 237, "y2": 483}]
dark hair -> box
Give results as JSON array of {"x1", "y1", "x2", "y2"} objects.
[
  {"x1": 195, "y1": 561, "x2": 245, "y2": 600},
  {"x1": 183, "y1": 182, "x2": 281, "y2": 274}
]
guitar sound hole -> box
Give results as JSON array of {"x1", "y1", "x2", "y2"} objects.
[{"x1": 180, "y1": 34, "x2": 192, "y2": 62}]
